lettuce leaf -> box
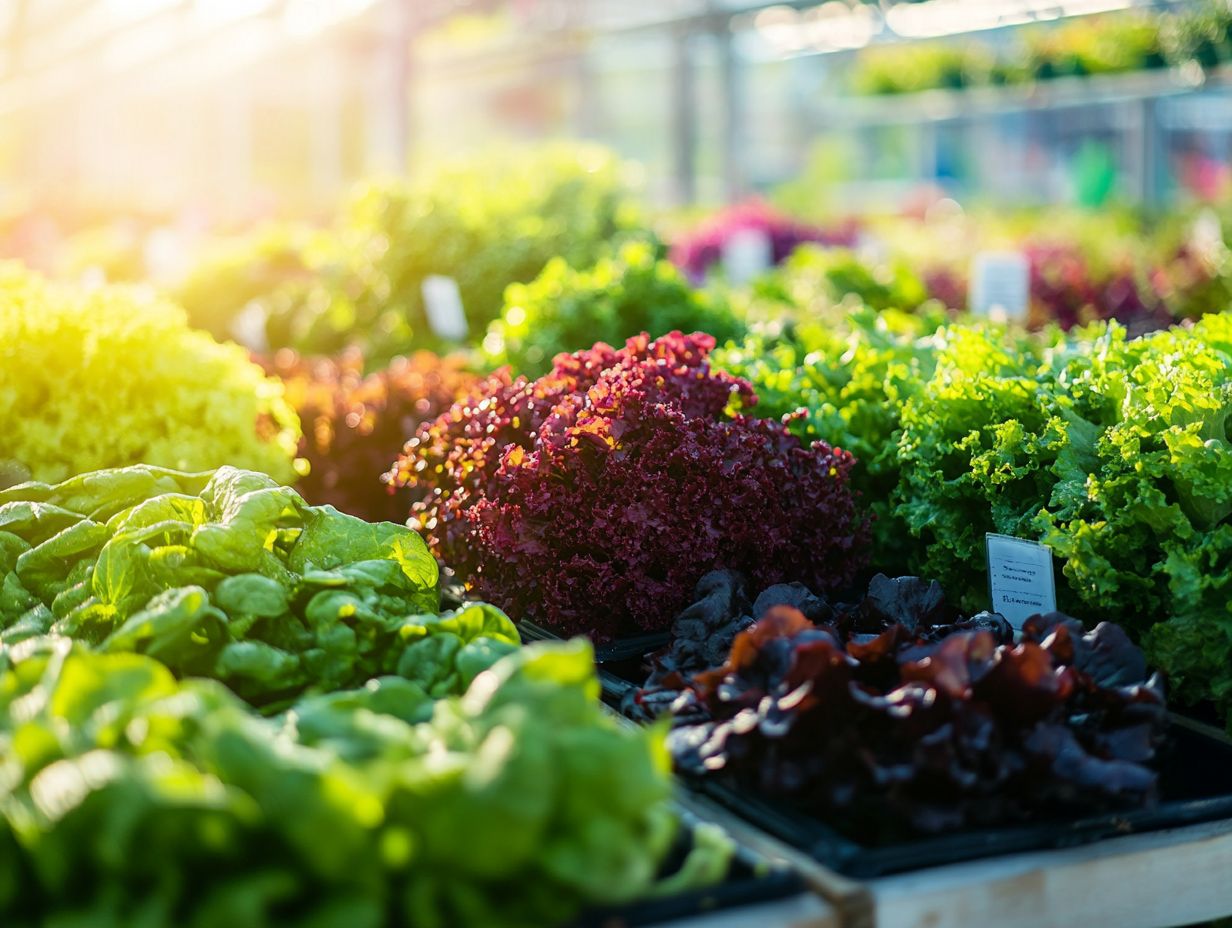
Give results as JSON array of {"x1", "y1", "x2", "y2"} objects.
[
  {"x1": 0, "y1": 466, "x2": 513, "y2": 710},
  {"x1": 0, "y1": 638, "x2": 701, "y2": 928}
]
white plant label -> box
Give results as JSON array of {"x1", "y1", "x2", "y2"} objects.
[
  {"x1": 230, "y1": 300, "x2": 269, "y2": 353},
  {"x1": 986, "y1": 533, "x2": 1057, "y2": 629},
  {"x1": 969, "y1": 251, "x2": 1029, "y2": 322},
  {"x1": 722, "y1": 228, "x2": 773, "y2": 285},
  {"x1": 422, "y1": 275, "x2": 469, "y2": 341},
  {"x1": 1192, "y1": 208, "x2": 1226, "y2": 261},
  {"x1": 856, "y1": 230, "x2": 889, "y2": 264}
]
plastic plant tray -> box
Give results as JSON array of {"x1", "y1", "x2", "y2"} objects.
[
  {"x1": 682, "y1": 715, "x2": 1232, "y2": 879},
  {"x1": 520, "y1": 621, "x2": 1232, "y2": 879}
]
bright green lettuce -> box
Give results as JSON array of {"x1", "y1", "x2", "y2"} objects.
[
  {"x1": 893, "y1": 317, "x2": 1232, "y2": 725},
  {"x1": 0, "y1": 465, "x2": 730, "y2": 925},
  {"x1": 0, "y1": 465, "x2": 519, "y2": 711},
  {"x1": 891, "y1": 321, "x2": 1061, "y2": 606},
  {"x1": 721, "y1": 307, "x2": 1232, "y2": 728},
  {"x1": 483, "y1": 239, "x2": 744, "y2": 376},
  {"x1": 0, "y1": 637, "x2": 721, "y2": 928},
  {"x1": 0, "y1": 266, "x2": 301, "y2": 487}
]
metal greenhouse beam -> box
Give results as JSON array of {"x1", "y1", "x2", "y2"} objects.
[{"x1": 671, "y1": 22, "x2": 698, "y2": 205}]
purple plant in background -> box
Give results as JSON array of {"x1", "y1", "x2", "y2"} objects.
[
  {"x1": 919, "y1": 244, "x2": 1175, "y2": 333},
  {"x1": 1024, "y1": 242, "x2": 1172, "y2": 333},
  {"x1": 921, "y1": 266, "x2": 968, "y2": 311},
  {"x1": 670, "y1": 200, "x2": 860, "y2": 284}
]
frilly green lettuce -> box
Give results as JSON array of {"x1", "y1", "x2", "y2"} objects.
[
  {"x1": 723, "y1": 308, "x2": 1232, "y2": 729},
  {"x1": 895, "y1": 316, "x2": 1232, "y2": 727}
]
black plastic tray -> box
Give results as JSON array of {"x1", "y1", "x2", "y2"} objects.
[
  {"x1": 570, "y1": 811, "x2": 804, "y2": 928},
  {"x1": 521, "y1": 620, "x2": 1232, "y2": 879},
  {"x1": 694, "y1": 716, "x2": 1232, "y2": 879}
]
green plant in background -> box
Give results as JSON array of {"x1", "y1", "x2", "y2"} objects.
[
  {"x1": 849, "y1": 4, "x2": 1220, "y2": 97},
  {"x1": 745, "y1": 245, "x2": 935, "y2": 325},
  {"x1": 0, "y1": 266, "x2": 300, "y2": 488},
  {"x1": 1160, "y1": 0, "x2": 1232, "y2": 69},
  {"x1": 170, "y1": 143, "x2": 649, "y2": 364},
  {"x1": 483, "y1": 240, "x2": 744, "y2": 376},
  {"x1": 1019, "y1": 13, "x2": 1166, "y2": 80},
  {"x1": 851, "y1": 42, "x2": 995, "y2": 95},
  {"x1": 0, "y1": 636, "x2": 723, "y2": 928},
  {"x1": 314, "y1": 142, "x2": 649, "y2": 363},
  {"x1": 174, "y1": 222, "x2": 359, "y2": 346}
]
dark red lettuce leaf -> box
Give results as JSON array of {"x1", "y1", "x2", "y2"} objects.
[{"x1": 636, "y1": 572, "x2": 1166, "y2": 837}]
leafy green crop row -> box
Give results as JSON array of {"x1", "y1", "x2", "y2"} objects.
[
  {"x1": 483, "y1": 240, "x2": 745, "y2": 376},
  {"x1": 850, "y1": 3, "x2": 1230, "y2": 96},
  {"x1": 177, "y1": 144, "x2": 649, "y2": 365},
  {"x1": 0, "y1": 636, "x2": 703, "y2": 928},
  {"x1": 0, "y1": 465, "x2": 728, "y2": 925},
  {"x1": 0, "y1": 465, "x2": 513, "y2": 712}
]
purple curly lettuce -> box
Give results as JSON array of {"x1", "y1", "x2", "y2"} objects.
[{"x1": 388, "y1": 333, "x2": 870, "y2": 640}]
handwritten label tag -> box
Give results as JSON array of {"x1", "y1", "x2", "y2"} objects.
[
  {"x1": 722, "y1": 228, "x2": 773, "y2": 285},
  {"x1": 421, "y1": 275, "x2": 469, "y2": 341},
  {"x1": 986, "y1": 533, "x2": 1057, "y2": 629},
  {"x1": 969, "y1": 251, "x2": 1029, "y2": 322}
]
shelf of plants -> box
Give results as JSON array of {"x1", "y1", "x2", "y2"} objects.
[
  {"x1": 3, "y1": 142, "x2": 1232, "y2": 928},
  {"x1": 831, "y1": 1, "x2": 1232, "y2": 120},
  {"x1": 814, "y1": 64, "x2": 1218, "y2": 129}
]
